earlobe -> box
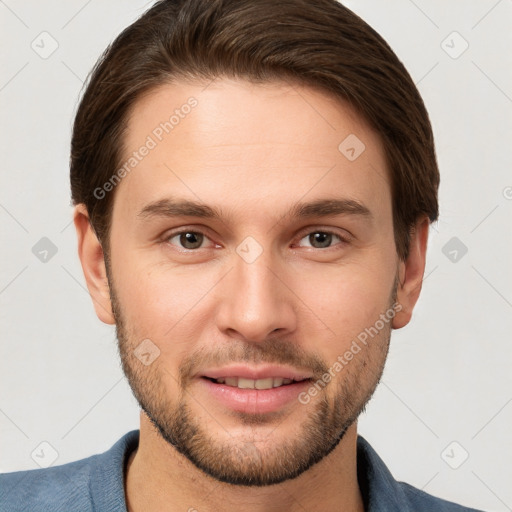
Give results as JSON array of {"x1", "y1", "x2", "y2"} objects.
[
  {"x1": 392, "y1": 217, "x2": 430, "y2": 330},
  {"x1": 73, "y1": 205, "x2": 115, "y2": 325}
]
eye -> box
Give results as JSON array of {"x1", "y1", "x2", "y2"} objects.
[
  {"x1": 167, "y1": 231, "x2": 211, "y2": 250},
  {"x1": 297, "y1": 231, "x2": 346, "y2": 249}
]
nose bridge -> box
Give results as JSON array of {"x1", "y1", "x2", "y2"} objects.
[
  {"x1": 236, "y1": 249, "x2": 276, "y2": 303},
  {"x1": 216, "y1": 242, "x2": 296, "y2": 341}
]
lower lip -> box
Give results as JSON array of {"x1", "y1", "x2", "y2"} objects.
[{"x1": 198, "y1": 378, "x2": 311, "y2": 414}]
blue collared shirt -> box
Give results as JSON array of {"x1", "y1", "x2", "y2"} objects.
[{"x1": 0, "y1": 430, "x2": 482, "y2": 511}]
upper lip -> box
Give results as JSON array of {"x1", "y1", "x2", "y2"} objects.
[{"x1": 200, "y1": 364, "x2": 312, "y2": 381}]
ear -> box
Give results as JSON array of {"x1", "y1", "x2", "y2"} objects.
[
  {"x1": 73, "y1": 204, "x2": 115, "y2": 324},
  {"x1": 392, "y1": 216, "x2": 430, "y2": 329}
]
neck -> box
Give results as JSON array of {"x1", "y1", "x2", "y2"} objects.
[{"x1": 125, "y1": 413, "x2": 364, "y2": 512}]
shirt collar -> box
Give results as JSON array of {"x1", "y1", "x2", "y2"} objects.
[
  {"x1": 95, "y1": 431, "x2": 411, "y2": 512},
  {"x1": 357, "y1": 434, "x2": 412, "y2": 511}
]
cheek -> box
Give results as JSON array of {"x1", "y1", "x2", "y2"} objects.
[
  {"x1": 291, "y1": 258, "x2": 395, "y2": 334},
  {"x1": 113, "y1": 257, "x2": 220, "y2": 346}
]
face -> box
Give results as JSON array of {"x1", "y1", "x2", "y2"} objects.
[{"x1": 105, "y1": 78, "x2": 400, "y2": 486}]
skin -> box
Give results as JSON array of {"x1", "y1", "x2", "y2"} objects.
[{"x1": 74, "y1": 78, "x2": 429, "y2": 512}]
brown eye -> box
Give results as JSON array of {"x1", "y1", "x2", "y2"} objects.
[
  {"x1": 299, "y1": 231, "x2": 343, "y2": 249},
  {"x1": 309, "y1": 232, "x2": 332, "y2": 248},
  {"x1": 169, "y1": 231, "x2": 205, "y2": 249}
]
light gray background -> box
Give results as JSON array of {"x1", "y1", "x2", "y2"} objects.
[{"x1": 1, "y1": 1, "x2": 511, "y2": 510}]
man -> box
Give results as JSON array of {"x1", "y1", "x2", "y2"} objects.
[{"x1": 0, "y1": 0, "x2": 483, "y2": 510}]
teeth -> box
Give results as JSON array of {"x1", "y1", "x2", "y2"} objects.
[
  {"x1": 255, "y1": 378, "x2": 274, "y2": 390},
  {"x1": 214, "y1": 377, "x2": 298, "y2": 389},
  {"x1": 273, "y1": 378, "x2": 284, "y2": 388},
  {"x1": 238, "y1": 377, "x2": 256, "y2": 389}
]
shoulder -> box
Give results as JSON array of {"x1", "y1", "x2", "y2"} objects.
[
  {"x1": 0, "y1": 455, "x2": 96, "y2": 512},
  {"x1": 397, "y1": 481, "x2": 483, "y2": 511},
  {"x1": 357, "y1": 435, "x2": 484, "y2": 512},
  {"x1": 0, "y1": 430, "x2": 139, "y2": 512}
]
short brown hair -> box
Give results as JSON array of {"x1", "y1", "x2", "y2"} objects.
[{"x1": 70, "y1": 0, "x2": 439, "y2": 260}]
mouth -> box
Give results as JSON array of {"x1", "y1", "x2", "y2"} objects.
[
  {"x1": 197, "y1": 365, "x2": 314, "y2": 414},
  {"x1": 202, "y1": 376, "x2": 309, "y2": 390}
]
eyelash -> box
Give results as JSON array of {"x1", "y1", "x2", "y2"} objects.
[{"x1": 163, "y1": 228, "x2": 352, "y2": 251}]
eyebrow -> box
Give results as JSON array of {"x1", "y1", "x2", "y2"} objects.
[{"x1": 137, "y1": 197, "x2": 372, "y2": 222}]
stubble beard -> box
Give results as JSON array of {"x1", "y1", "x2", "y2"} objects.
[{"x1": 109, "y1": 267, "x2": 395, "y2": 486}]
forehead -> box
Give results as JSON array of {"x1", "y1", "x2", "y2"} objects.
[{"x1": 115, "y1": 78, "x2": 391, "y2": 224}]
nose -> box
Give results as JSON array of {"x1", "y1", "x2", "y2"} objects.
[{"x1": 215, "y1": 248, "x2": 298, "y2": 343}]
